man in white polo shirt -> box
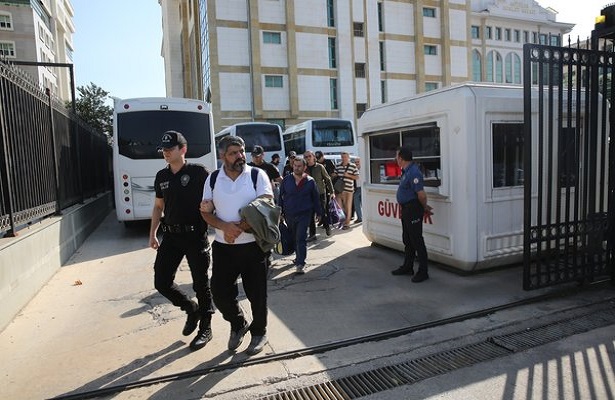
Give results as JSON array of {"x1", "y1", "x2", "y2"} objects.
[{"x1": 200, "y1": 136, "x2": 273, "y2": 356}]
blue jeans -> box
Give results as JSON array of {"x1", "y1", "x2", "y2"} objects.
[
  {"x1": 286, "y1": 212, "x2": 311, "y2": 266},
  {"x1": 353, "y1": 188, "x2": 362, "y2": 220}
]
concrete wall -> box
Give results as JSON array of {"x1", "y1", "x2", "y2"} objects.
[{"x1": 0, "y1": 193, "x2": 112, "y2": 332}]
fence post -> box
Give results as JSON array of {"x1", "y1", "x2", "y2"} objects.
[
  {"x1": 0, "y1": 70, "x2": 16, "y2": 237},
  {"x1": 46, "y1": 88, "x2": 62, "y2": 215}
]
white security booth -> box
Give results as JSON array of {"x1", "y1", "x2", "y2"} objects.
[{"x1": 359, "y1": 83, "x2": 596, "y2": 272}]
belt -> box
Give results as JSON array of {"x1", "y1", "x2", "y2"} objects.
[{"x1": 160, "y1": 224, "x2": 199, "y2": 233}]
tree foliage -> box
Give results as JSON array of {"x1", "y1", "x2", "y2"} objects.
[{"x1": 67, "y1": 82, "x2": 113, "y2": 136}]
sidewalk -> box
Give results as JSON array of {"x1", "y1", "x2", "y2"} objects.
[{"x1": 0, "y1": 212, "x2": 613, "y2": 400}]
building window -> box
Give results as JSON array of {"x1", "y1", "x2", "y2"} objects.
[
  {"x1": 505, "y1": 53, "x2": 521, "y2": 84},
  {"x1": 471, "y1": 25, "x2": 480, "y2": 39},
  {"x1": 423, "y1": 7, "x2": 436, "y2": 18},
  {"x1": 353, "y1": 22, "x2": 364, "y2": 37},
  {"x1": 472, "y1": 50, "x2": 482, "y2": 81},
  {"x1": 486, "y1": 26, "x2": 492, "y2": 39},
  {"x1": 425, "y1": 82, "x2": 438, "y2": 92},
  {"x1": 524, "y1": 31, "x2": 530, "y2": 43},
  {"x1": 539, "y1": 33, "x2": 548, "y2": 45},
  {"x1": 327, "y1": 0, "x2": 335, "y2": 27},
  {"x1": 550, "y1": 35, "x2": 560, "y2": 46},
  {"x1": 381, "y1": 80, "x2": 387, "y2": 103},
  {"x1": 514, "y1": 30, "x2": 521, "y2": 42},
  {"x1": 356, "y1": 103, "x2": 367, "y2": 118},
  {"x1": 495, "y1": 27, "x2": 502, "y2": 40},
  {"x1": 486, "y1": 50, "x2": 503, "y2": 83},
  {"x1": 0, "y1": 41, "x2": 16, "y2": 58},
  {"x1": 424, "y1": 45, "x2": 437, "y2": 55},
  {"x1": 532, "y1": 32, "x2": 538, "y2": 43},
  {"x1": 505, "y1": 29, "x2": 511, "y2": 41},
  {"x1": 492, "y1": 122, "x2": 524, "y2": 188},
  {"x1": 265, "y1": 75, "x2": 283, "y2": 88},
  {"x1": 377, "y1": 2, "x2": 384, "y2": 32},
  {"x1": 0, "y1": 14, "x2": 12, "y2": 30},
  {"x1": 328, "y1": 37, "x2": 337, "y2": 68},
  {"x1": 330, "y1": 78, "x2": 338, "y2": 109},
  {"x1": 263, "y1": 31, "x2": 281, "y2": 44},
  {"x1": 355, "y1": 63, "x2": 366, "y2": 78},
  {"x1": 379, "y1": 41, "x2": 385, "y2": 71}
]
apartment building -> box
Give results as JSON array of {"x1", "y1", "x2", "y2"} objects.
[
  {"x1": 160, "y1": 0, "x2": 573, "y2": 132},
  {"x1": 0, "y1": 0, "x2": 75, "y2": 101}
]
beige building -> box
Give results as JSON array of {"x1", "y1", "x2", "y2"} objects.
[
  {"x1": 160, "y1": 0, "x2": 573, "y2": 133},
  {"x1": 0, "y1": 0, "x2": 75, "y2": 101}
]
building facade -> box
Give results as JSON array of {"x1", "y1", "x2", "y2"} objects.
[
  {"x1": 0, "y1": 0, "x2": 75, "y2": 101},
  {"x1": 160, "y1": 0, "x2": 573, "y2": 132}
]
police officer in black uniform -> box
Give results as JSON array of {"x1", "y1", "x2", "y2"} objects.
[
  {"x1": 391, "y1": 145, "x2": 432, "y2": 282},
  {"x1": 149, "y1": 130, "x2": 215, "y2": 351}
]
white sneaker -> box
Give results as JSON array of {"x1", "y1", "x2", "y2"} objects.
[{"x1": 295, "y1": 264, "x2": 306, "y2": 274}]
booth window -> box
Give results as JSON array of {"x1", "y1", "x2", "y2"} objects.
[
  {"x1": 558, "y1": 126, "x2": 579, "y2": 188},
  {"x1": 368, "y1": 123, "x2": 441, "y2": 187},
  {"x1": 492, "y1": 122, "x2": 524, "y2": 188}
]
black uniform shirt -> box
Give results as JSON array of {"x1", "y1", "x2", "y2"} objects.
[
  {"x1": 248, "y1": 160, "x2": 281, "y2": 182},
  {"x1": 154, "y1": 163, "x2": 208, "y2": 226}
]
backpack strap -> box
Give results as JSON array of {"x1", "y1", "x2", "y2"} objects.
[
  {"x1": 250, "y1": 167, "x2": 258, "y2": 191},
  {"x1": 209, "y1": 169, "x2": 220, "y2": 190},
  {"x1": 209, "y1": 168, "x2": 258, "y2": 191}
]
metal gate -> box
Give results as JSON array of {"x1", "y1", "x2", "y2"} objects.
[{"x1": 522, "y1": 39, "x2": 615, "y2": 290}]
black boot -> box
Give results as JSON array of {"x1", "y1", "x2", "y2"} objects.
[
  {"x1": 391, "y1": 266, "x2": 414, "y2": 276},
  {"x1": 190, "y1": 318, "x2": 213, "y2": 351}
]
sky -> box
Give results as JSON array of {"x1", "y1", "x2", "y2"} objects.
[
  {"x1": 72, "y1": 0, "x2": 166, "y2": 100},
  {"x1": 71, "y1": 1, "x2": 607, "y2": 102}
]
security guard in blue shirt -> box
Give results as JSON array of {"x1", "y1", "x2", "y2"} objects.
[
  {"x1": 149, "y1": 130, "x2": 215, "y2": 351},
  {"x1": 391, "y1": 145, "x2": 432, "y2": 282}
]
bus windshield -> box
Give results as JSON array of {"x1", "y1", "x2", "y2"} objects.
[
  {"x1": 312, "y1": 120, "x2": 354, "y2": 147},
  {"x1": 117, "y1": 110, "x2": 213, "y2": 159},
  {"x1": 235, "y1": 124, "x2": 283, "y2": 152}
]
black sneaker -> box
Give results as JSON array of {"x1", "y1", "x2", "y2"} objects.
[
  {"x1": 190, "y1": 328, "x2": 212, "y2": 351},
  {"x1": 411, "y1": 273, "x2": 429, "y2": 283},
  {"x1": 246, "y1": 335, "x2": 268, "y2": 355},
  {"x1": 182, "y1": 310, "x2": 199, "y2": 336},
  {"x1": 228, "y1": 320, "x2": 250, "y2": 352},
  {"x1": 391, "y1": 266, "x2": 414, "y2": 276}
]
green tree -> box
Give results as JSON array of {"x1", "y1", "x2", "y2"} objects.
[{"x1": 67, "y1": 82, "x2": 113, "y2": 136}]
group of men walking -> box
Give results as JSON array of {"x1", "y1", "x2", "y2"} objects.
[{"x1": 148, "y1": 129, "x2": 431, "y2": 356}]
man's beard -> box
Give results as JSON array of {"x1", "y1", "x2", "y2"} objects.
[{"x1": 229, "y1": 159, "x2": 245, "y2": 172}]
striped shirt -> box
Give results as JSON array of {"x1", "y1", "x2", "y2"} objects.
[{"x1": 335, "y1": 162, "x2": 359, "y2": 193}]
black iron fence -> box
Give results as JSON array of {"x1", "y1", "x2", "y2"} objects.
[
  {"x1": 0, "y1": 60, "x2": 111, "y2": 237},
  {"x1": 523, "y1": 39, "x2": 614, "y2": 290}
]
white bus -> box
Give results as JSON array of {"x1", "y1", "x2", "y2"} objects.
[
  {"x1": 113, "y1": 97, "x2": 216, "y2": 222},
  {"x1": 282, "y1": 118, "x2": 358, "y2": 162},
  {"x1": 215, "y1": 122, "x2": 284, "y2": 165}
]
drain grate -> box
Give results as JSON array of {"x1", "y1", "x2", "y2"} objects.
[{"x1": 259, "y1": 307, "x2": 615, "y2": 400}]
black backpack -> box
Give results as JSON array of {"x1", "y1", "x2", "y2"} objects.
[{"x1": 210, "y1": 167, "x2": 259, "y2": 191}]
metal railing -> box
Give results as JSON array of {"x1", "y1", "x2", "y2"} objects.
[{"x1": 0, "y1": 60, "x2": 111, "y2": 237}]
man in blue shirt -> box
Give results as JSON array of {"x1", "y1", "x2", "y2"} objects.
[
  {"x1": 391, "y1": 145, "x2": 432, "y2": 282},
  {"x1": 279, "y1": 156, "x2": 322, "y2": 274}
]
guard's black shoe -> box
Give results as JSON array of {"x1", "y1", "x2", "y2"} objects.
[
  {"x1": 182, "y1": 310, "x2": 200, "y2": 336},
  {"x1": 190, "y1": 328, "x2": 212, "y2": 351},
  {"x1": 411, "y1": 272, "x2": 429, "y2": 283},
  {"x1": 391, "y1": 266, "x2": 414, "y2": 276}
]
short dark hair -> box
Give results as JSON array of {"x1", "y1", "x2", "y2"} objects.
[
  {"x1": 397, "y1": 145, "x2": 413, "y2": 161},
  {"x1": 218, "y1": 135, "x2": 245, "y2": 154},
  {"x1": 314, "y1": 150, "x2": 324, "y2": 158}
]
